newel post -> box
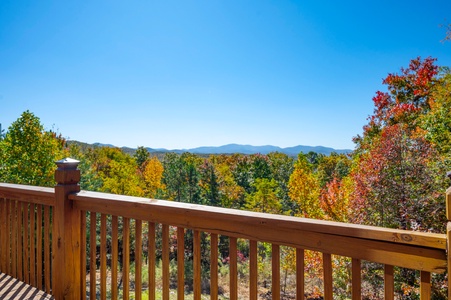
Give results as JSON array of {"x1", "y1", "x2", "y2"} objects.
[
  {"x1": 53, "y1": 158, "x2": 81, "y2": 299},
  {"x1": 447, "y1": 172, "x2": 451, "y2": 300}
]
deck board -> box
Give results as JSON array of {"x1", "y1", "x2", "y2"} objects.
[{"x1": 0, "y1": 273, "x2": 54, "y2": 300}]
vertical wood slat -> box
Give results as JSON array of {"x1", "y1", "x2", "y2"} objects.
[
  {"x1": 229, "y1": 237, "x2": 238, "y2": 300},
  {"x1": 89, "y1": 212, "x2": 97, "y2": 300},
  {"x1": 420, "y1": 271, "x2": 431, "y2": 300},
  {"x1": 23, "y1": 203, "x2": 29, "y2": 284},
  {"x1": 296, "y1": 248, "x2": 304, "y2": 300},
  {"x1": 323, "y1": 253, "x2": 333, "y2": 300},
  {"x1": 177, "y1": 227, "x2": 185, "y2": 300},
  {"x1": 352, "y1": 258, "x2": 361, "y2": 300},
  {"x1": 193, "y1": 230, "x2": 201, "y2": 300},
  {"x1": 249, "y1": 240, "x2": 258, "y2": 300},
  {"x1": 44, "y1": 205, "x2": 51, "y2": 294},
  {"x1": 272, "y1": 244, "x2": 280, "y2": 300},
  {"x1": 30, "y1": 203, "x2": 36, "y2": 287},
  {"x1": 0, "y1": 199, "x2": 6, "y2": 273},
  {"x1": 36, "y1": 204, "x2": 42, "y2": 290},
  {"x1": 210, "y1": 233, "x2": 218, "y2": 300},
  {"x1": 384, "y1": 264, "x2": 394, "y2": 300},
  {"x1": 18, "y1": 201, "x2": 23, "y2": 281},
  {"x1": 5, "y1": 199, "x2": 11, "y2": 275},
  {"x1": 148, "y1": 222, "x2": 156, "y2": 300},
  {"x1": 135, "y1": 219, "x2": 143, "y2": 300},
  {"x1": 123, "y1": 217, "x2": 130, "y2": 300},
  {"x1": 81, "y1": 211, "x2": 87, "y2": 300},
  {"x1": 162, "y1": 224, "x2": 170, "y2": 300},
  {"x1": 100, "y1": 214, "x2": 107, "y2": 300},
  {"x1": 111, "y1": 215, "x2": 119, "y2": 300},
  {"x1": 12, "y1": 201, "x2": 17, "y2": 278}
]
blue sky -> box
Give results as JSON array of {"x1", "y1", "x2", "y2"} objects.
[{"x1": 1, "y1": 1, "x2": 451, "y2": 150}]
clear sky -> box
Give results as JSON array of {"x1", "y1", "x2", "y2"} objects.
[{"x1": 1, "y1": 1, "x2": 451, "y2": 150}]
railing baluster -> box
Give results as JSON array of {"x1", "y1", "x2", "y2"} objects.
[
  {"x1": 210, "y1": 233, "x2": 218, "y2": 300},
  {"x1": 177, "y1": 227, "x2": 185, "y2": 300},
  {"x1": 100, "y1": 214, "x2": 107, "y2": 300},
  {"x1": 44, "y1": 205, "x2": 50, "y2": 294},
  {"x1": 81, "y1": 211, "x2": 87, "y2": 300},
  {"x1": 18, "y1": 201, "x2": 23, "y2": 281},
  {"x1": 229, "y1": 237, "x2": 237, "y2": 300},
  {"x1": 89, "y1": 212, "x2": 97, "y2": 300},
  {"x1": 0, "y1": 198, "x2": 6, "y2": 273},
  {"x1": 352, "y1": 258, "x2": 361, "y2": 300},
  {"x1": 123, "y1": 217, "x2": 130, "y2": 300},
  {"x1": 135, "y1": 219, "x2": 143, "y2": 300},
  {"x1": 193, "y1": 230, "x2": 201, "y2": 300},
  {"x1": 36, "y1": 204, "x2": 42, "y2": 290},
  {"x1": 29, "y1": 203, "x2": 36, "y2": 287},
  {"x1": 384, "y1": 264, "x2": 394, "y2": 300},
  {"x1": 111, "y1": 215, "x2": 119, "y2": 300},
  {"x1": 162, "y1": 224, "x2": 170, "y2": 300},
  {"x1": 296, "y1": 248, "x2": 304, "y2": 300},
  {"x1": 420, "y1": 271, "x2": 431, "y2": 299},
  {"x1": 12, "y1": 201, "x2": 17, "y2": 278},
  {"x1": 6, "y1": 199, "x2": 11, "y2": 275},
  {"x1": 323, "y1": 253, "x2": 333, "y2": 300},
  {"x1": 148, "y1": 222, "x2": 156, "y2": 300},
  {"x1": 249, "y1": 240, "x2": 258, "y2": 300},
  {"x1": 23, "y1": 203, "x2": 29, "y2": 284},
  {"x1": 272, "y1": 244, "x2": 280, "y2": 300}
]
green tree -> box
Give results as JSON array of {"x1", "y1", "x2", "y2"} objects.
[
  {"x1": 134, "y1": 146, "x2": 150, "y2": 172},
  {"x1": 267, "y1": 152, "x2": 294, "y2": 215},
  {"x1": 199, "y1": 159, "x2": 220, "y2": 206},
  {"x1": 0, "y1": 111, "x2": 66, "y2": 187},
  {"x1": 245, "y1": 178, "x2": 281, "y2": 214}
]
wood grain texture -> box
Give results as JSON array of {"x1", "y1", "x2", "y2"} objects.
[
  {"x1": 296, "y1": 248, "x2": 304, "y2": 300},
  {"x1": 351, "y1": 258, "x2": 361, "y2": 300},
  {"x1": 384, "y1": 265, "x2": 394, "y2": 300}
]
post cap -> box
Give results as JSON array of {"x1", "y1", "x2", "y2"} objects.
[{"x1": 55, "y1": 157, "x2": 80, "y2": 170}]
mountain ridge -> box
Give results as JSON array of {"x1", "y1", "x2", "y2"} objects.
[{"x1": 72, "y1": 141, "x2": 352, "y2": 156}]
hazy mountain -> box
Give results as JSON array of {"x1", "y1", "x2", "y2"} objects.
[
  {"x1": 106, "y1": 143, "x2": 349, "y2": 156},
  {"x1": 69, "y1": 141, "x2": 352, "y2": 156},
  {"x1": 185, "y1": 144, "x2": 351, "y2": 156}
]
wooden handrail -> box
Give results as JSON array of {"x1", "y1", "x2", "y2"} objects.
[
  {"x1": 70, "y1": 190, "x2": 447, "y2": 273},
  {"x1": 0, "y1": 183, "x2": 55, "y2": 206}
]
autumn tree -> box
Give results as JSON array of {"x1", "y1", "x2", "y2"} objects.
[
  {"x1": 0, "y1": 111, "x2": 66, "y2": 187},
  {"x1": 142, "y1": 156, "x2": 165, "y2": 198},
  {"x1": 351, "y1": 57, "x2": 446, "y2": 232},
  {"x1": 350, "y1": 57, "x2": 448, "y2": 299},
  {"x1": 90, "y1": 147, "x2": 144, "y2": 196},
  {"x1": 288, "y1": 153, "x2": 322, "y2": 219}
]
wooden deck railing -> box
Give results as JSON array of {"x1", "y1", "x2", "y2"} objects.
[{"x1": 0, "y1": 158, "x2": 450, "y2": 299}]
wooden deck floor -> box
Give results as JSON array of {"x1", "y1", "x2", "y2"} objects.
[{"x1": 0, "y1": 273, "x2": 54, "y2": 300}]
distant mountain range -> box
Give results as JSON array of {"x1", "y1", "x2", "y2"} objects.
[{"x1": 75, "y1": 142, "x2": 352, "y2": 156}]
